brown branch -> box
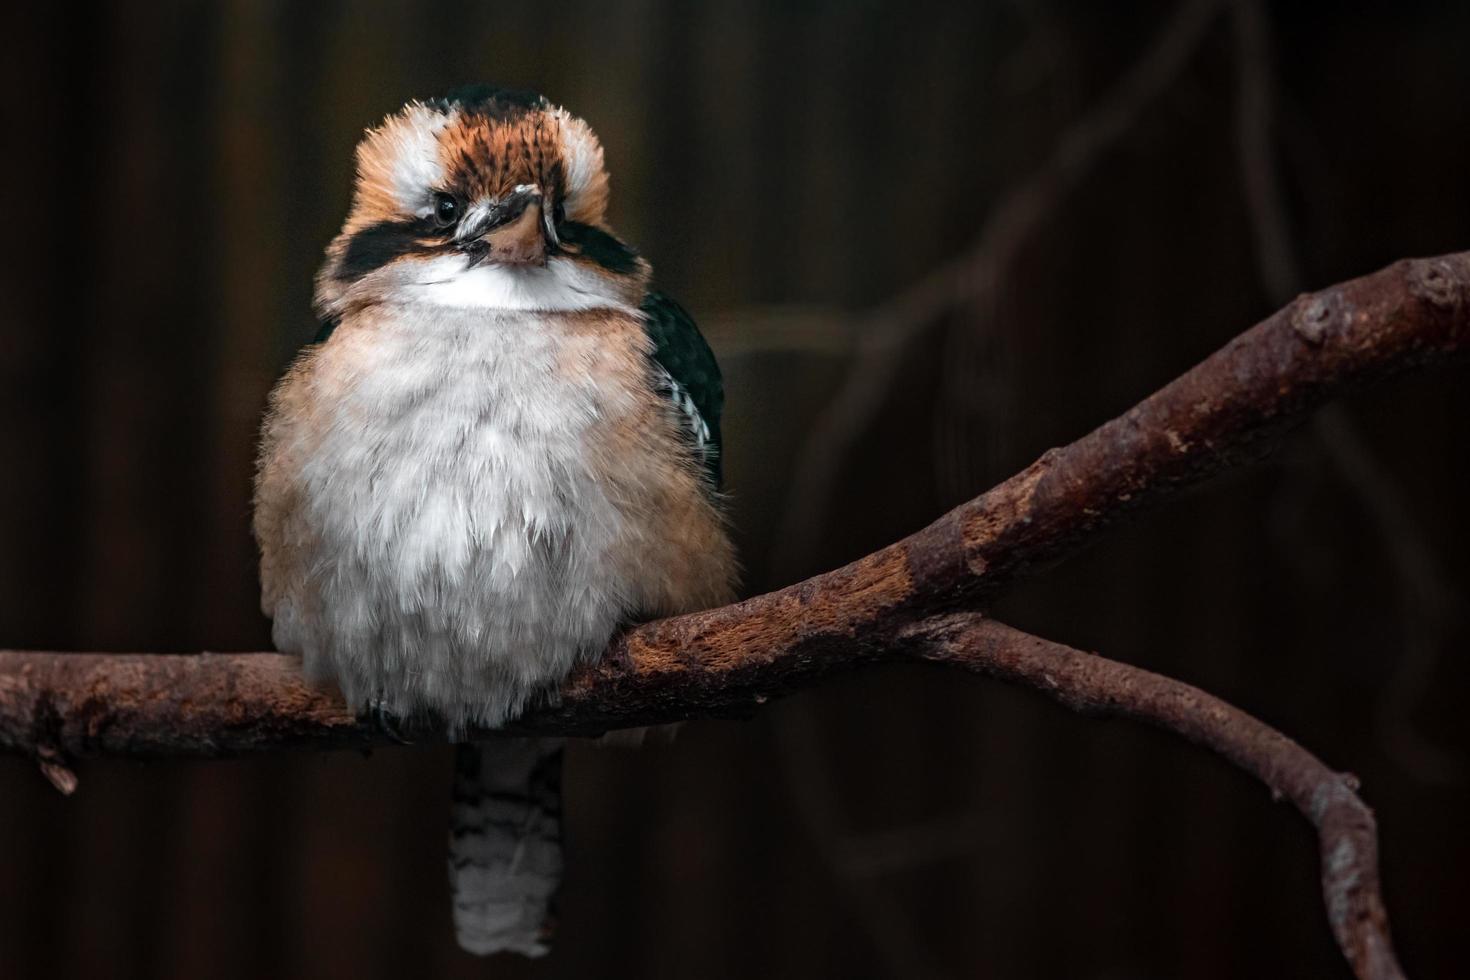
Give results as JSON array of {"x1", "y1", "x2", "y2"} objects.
[
  {"x1": 909, "y1": 614, "x2": 1404, "y2": 980},
  {"x1": 0, "y1": 623, "x2": 1411, "y2": 977},
  {"x1": 2, "y1": 250, "x2": 1467, "y2": 757},
  {"x1": 1230, "y1": 0, "x2": 1466, "y2": 781},
  {"x1": 0, "y1": 251, "x2": 1464, "y2": 979}
]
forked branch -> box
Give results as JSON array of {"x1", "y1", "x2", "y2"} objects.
[
  {"x1": 1, "y1": 251, "x2": 1466, "y2": 979},
  {"x1": 913, "y1": 615, "x2": 1402, "y2": 980}
]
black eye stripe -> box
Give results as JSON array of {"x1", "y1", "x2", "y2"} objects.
[
  {"x1": 337, "y1": 218, "x2": 447, "y2": 281},
  {"x1": 335, "y1": 216, "x2": 640, "y2": 283}
]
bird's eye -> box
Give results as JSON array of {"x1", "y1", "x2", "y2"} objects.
[{"x1": 432, "y1": 192, "x2": 459, "y2": 227}]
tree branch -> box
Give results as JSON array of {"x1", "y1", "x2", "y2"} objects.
[
  {"x1": 910, "y1": 614, "x2": 1404, "y2": 980},
  {"x1": 1230, "y1": 0, "x2": 1467, "y2": 782},
  {"x1": 0, "y1": 251, "x2": 1465, "y2": 980},
  {"x1": 2, "y1": 250, "x2": 1467, "y2": 756}
]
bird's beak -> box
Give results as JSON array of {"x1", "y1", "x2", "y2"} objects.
[{"x1": 458, "y1": 188, "x2": 550, "y2": 269}]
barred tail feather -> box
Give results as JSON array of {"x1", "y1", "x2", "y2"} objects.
[{"x1": 449, "y1": 738, "x2": 565, "y2": 957}]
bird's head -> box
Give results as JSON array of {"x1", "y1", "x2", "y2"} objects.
[{"x1": 316, "y1": 86, "x2": 648, "y2": 319}]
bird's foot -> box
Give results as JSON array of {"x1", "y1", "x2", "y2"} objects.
[{"x1": 361, "y1": 691, "x2": 415, "y2": 745}]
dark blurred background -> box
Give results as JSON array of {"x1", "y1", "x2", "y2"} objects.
[{"x1": 2, "y1": 1, "x2": 1468, "y2": 977}]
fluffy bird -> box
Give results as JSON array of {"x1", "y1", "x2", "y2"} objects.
[{"x1": 252, "y1": 86, "x2": 737, "y2": 957}]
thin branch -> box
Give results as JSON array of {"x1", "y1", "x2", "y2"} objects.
[
  {"x1": 773, "y1": 0, "x2": 1227, "y2": 577},
  {"x1": 1, "y1": 252, "x2": 1463, "y2": 980},
  {"x1": 1230, "y1": 0, "x2": 1465, "y2": 779},
  {"x1": 1232, "y1": 0, "x2": 1303, "y2": 301},
  {"x1": 774, "y1": 704, "x2": 955, "y2": 980},
  {"x1": 910, "y1": 614, "x2": 1404, "y2": 980},
  {"x1": 1, "y1": 251, "x2": 1467, "y2": 759},
  {"x1": 1315, "y1": 408, "x2": 1465, "y2": 780}
]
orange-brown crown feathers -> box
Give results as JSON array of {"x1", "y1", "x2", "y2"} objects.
[
  {"x1": 316, "y1": 88, "x2": 647, "y2": 318},
  {"x1": 348, "y1": 89, "x2": 610, "y2": 236}
]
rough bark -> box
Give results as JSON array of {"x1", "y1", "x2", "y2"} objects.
[
  {"x1": 2, "y1": 251, "x2": 1465, "y2": 755},
  {"x1": 1, "y1": 251, "x2": 1466, "y2": 980},
  {"x1": 912, "y1": 615, "x2": 1403, "y2": 980}
]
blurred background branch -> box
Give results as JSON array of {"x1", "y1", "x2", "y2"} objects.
[
  {"x1": 773, "y1": 0, "x2": 1224, "y2": 580},
  {"x1": 6, "y1": 249, "x2": 1464, "y2": 758},
  {"x1": 1230, "y1": 0, "x2": 1466, "y2": 783},
  {"x1": 4, "y1": 250, "x2": 1465, "y2": 979},
  {"x1": 4, "y1": 4, "x2": 1469, "y2": 978}
]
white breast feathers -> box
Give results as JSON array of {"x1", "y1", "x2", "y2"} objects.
[{"x1": 257, "y1": 302, "x2": 644, "y2": 729}]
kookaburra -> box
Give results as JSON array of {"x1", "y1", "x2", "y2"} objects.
[{"x1": 252, "y1": 86, "x2": 737, "y2": 957}]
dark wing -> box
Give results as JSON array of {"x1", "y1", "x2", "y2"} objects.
[
  {"x1": 641, "y1": 291, "x2": 725, "y2": 489},
  {"x1": 313, "y1": 314, "x2": 340, "y2": 345}
]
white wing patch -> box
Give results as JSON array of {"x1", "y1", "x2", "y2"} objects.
[{"x1": 652, "y1": 362, "x2": 714, "y2": 463}]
